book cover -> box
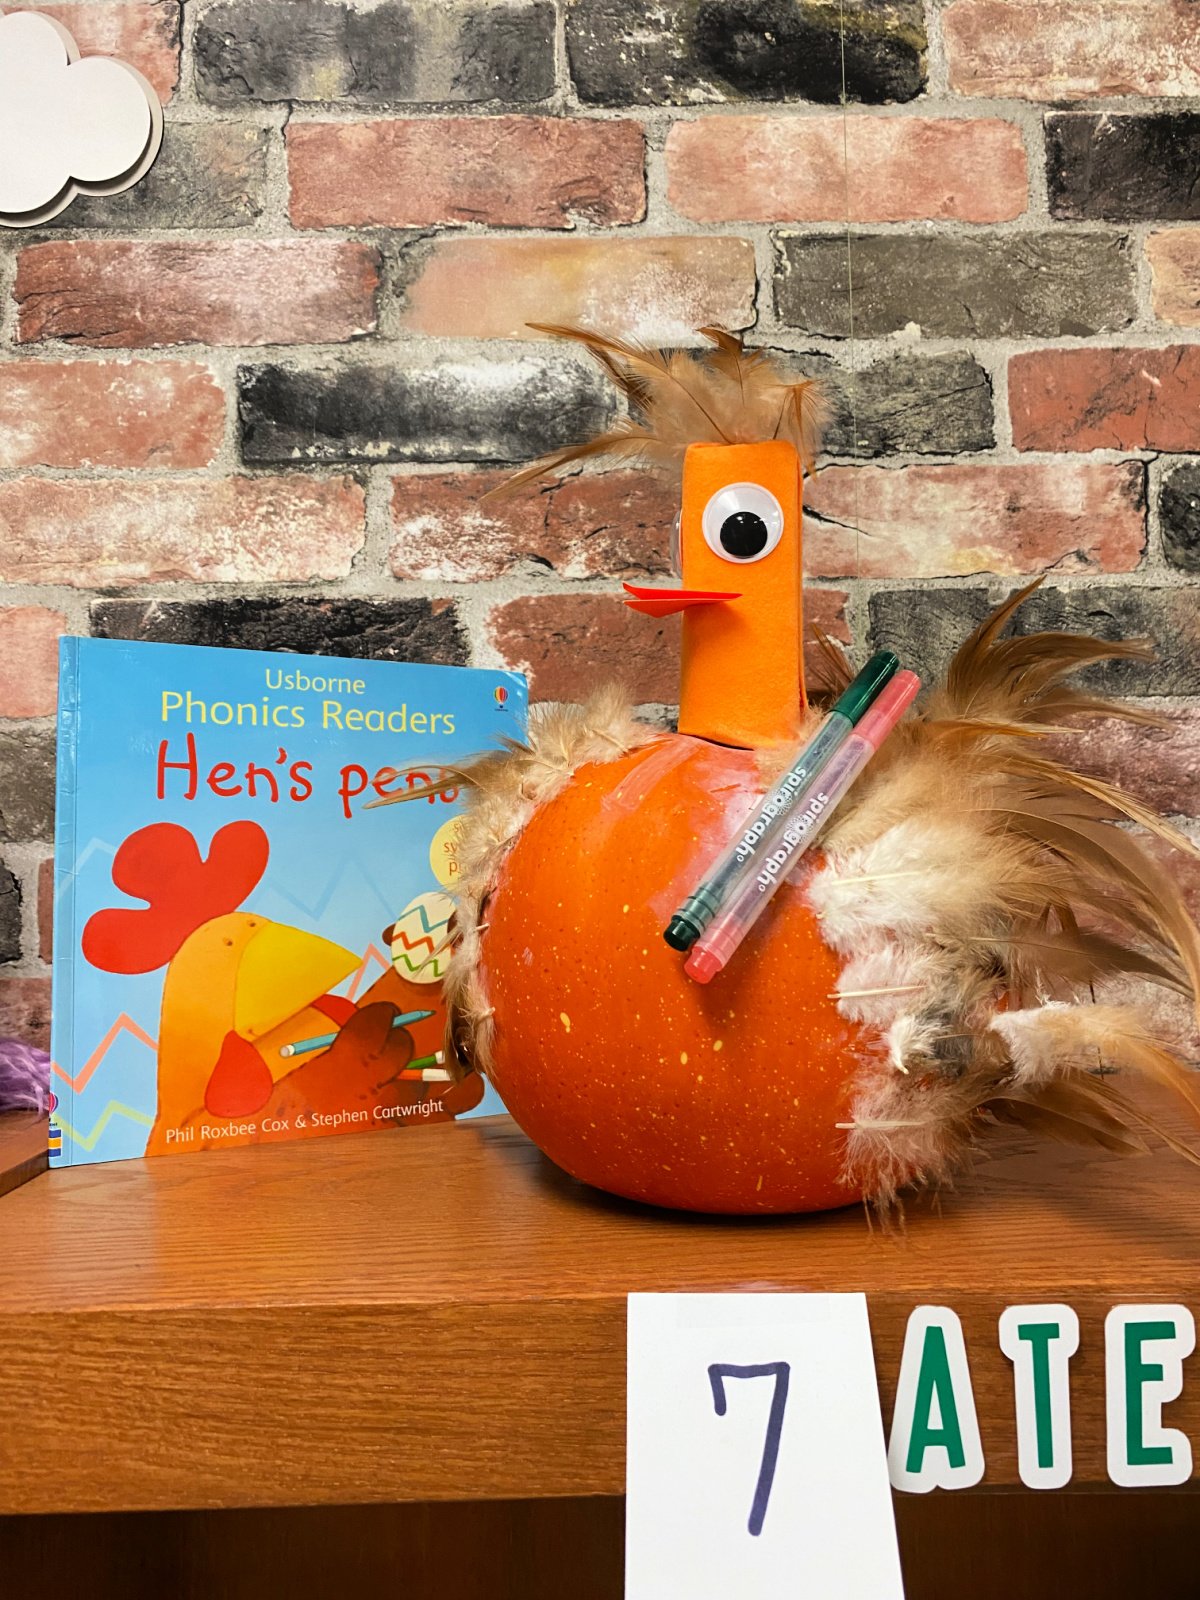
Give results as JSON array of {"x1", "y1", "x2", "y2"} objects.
[{"x1": 49, "y1": 637, "x2": 526, "y2": 1167}]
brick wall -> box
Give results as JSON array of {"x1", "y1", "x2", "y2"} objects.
[{"x1": 3, "y1": 0, "x2": 1200, "y2": 1043}]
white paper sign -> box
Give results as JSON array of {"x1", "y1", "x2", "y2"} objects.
[{"x1": 626, "y1": 1293, "x2": 904, "y2": 1600}]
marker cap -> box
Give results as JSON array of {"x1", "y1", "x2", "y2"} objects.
[
  {"x1": 829, "y1": 651, "x2": 900, "y2": 727},
  {"x1": 684, "y1": 945, "x2": 724, "y2": 985},
  {"x1": 855, "y1": 669, "x2": 921, "y2": 749}
]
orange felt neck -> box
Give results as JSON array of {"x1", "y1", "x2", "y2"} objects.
[{"x1": 676, "y1": 441, "x2": 805, "y2": 750}]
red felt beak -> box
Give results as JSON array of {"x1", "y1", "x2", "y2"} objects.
[{"x1": 622, "y1": 582, "x2": 741, "y2": 618}]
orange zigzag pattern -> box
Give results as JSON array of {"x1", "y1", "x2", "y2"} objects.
[
  {"x1": 346, "y1": 943, "x2": 390, "y2": 1002},
  {"x1": 51, "y1": 1013, "x2": 158, "y2": 1093}
]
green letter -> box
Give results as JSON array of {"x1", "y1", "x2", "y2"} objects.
[
  {"x1": 906, "y1": 1325, "x2": 964, "y2": 1473},
  {"x1": 999, "y1": 1304, "x2": 1078, "y2": 1489},
  {"x1": 1125, "y1": 1321, "x2": 1175, "y2": 1467},
  {"x1": 1020, "y1": 1324, "x2": 1059, "y2": 1469},
  {"x1": 1105, "y1": 1305, "x2": 1194, "y2": 1488}
]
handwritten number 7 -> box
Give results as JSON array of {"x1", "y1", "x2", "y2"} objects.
[{"x1": 708, "y1": 1361, "x2": 791, "y2": 1537}]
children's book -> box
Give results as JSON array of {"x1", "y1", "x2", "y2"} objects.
[{"x1": 50, "y1": 638, "x2": 526, "y2": 1167}]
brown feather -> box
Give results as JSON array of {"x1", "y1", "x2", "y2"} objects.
[
  {"x1": 985, "y1": 1095, "x2": 1147, "y2": 1156},
  {"x1": 976, "y1": 929, "x2": 1189, "y2": 997},
  {"x1": 486, "y1": 422, "x2": 672, "y2": 498},
  {"x1": 493, "y1": 323, "x2": 825, "y2": 494},
  {"x1": 806, "y1": 626, "x2": 854, "y2": 697},
  {"x1": 820, "y1": 576, "x2": 1200, "y2": 1207},
  {"x1": 1004, "y1": 751, "x2": 1200, "y2": 860}
]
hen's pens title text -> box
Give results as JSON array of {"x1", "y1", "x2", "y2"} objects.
[{"x1": 154, "y1": 670, "x2": 459, "y2": 819}]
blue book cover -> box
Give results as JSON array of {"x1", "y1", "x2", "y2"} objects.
[{"x1": 49, "y1": 638, "x2": 526, "y2": 1167}]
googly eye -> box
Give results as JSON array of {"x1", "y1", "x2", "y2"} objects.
[{"x1": 701, "y1": 483, "x2": 784, "y2": 564}]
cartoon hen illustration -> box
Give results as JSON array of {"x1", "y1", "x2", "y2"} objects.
[{"x1": 83, "y1": 819, "x2": 478, "y2": 1155}]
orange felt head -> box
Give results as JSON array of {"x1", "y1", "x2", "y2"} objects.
[
  {"x1": 626, "y1": 440, "x2": 805, "y2": 746},
  {"x1": 677, "y1": 439, "x2": 804, "y2": 748},
  {"x1": 498, "y1": 326, "x2": 821, "y2": 751}
]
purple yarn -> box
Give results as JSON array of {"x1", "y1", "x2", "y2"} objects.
[{"x1": 0, "y1": 1037, "x2": 51, "y2": 1114}]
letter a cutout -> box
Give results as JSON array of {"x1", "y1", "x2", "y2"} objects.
[{"x1": 888, "y1": 1307, "x2": 985, "y2": 1492}]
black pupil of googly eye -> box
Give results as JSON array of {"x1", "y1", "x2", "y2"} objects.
[{"x1": 719, "y1": 511, "x2": 770, "y2": 559}]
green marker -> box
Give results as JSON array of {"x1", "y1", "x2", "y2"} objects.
[{"x1": 664, "y1": 651, "x2": 900, "y2": 952}]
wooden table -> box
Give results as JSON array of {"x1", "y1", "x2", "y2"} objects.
[
  {"x1": 0, "y1": 1111, "x2": 47, "y2": 1200},
  {"x1": 2, "y1": 1107, "x2": 1199, "y2": 1597}
]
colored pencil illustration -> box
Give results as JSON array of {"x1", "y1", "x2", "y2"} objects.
[
  {"x1": 279, "y1": 1009, "x2": 435, "y2": 1058},
  {"x1": 398, "y1": 1053, "x2": 449, "y2": 1082}
]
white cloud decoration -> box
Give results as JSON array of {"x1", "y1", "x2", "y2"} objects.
[{"x1": 0, "y1": 8, "x2": 162, "y2": 226}]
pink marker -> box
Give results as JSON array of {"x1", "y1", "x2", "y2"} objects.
[{"x1": 685, "y1": 670, "x2": 922, "y2": 984}]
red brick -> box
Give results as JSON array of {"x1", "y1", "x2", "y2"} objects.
[
  {"x1": 0, "y1": 477, "x2": 365, "y2": 586},
  {"x1": 806, "y1": 463, "x2": 1145, "y2": 579},
  {"x1": 392, "y1": 471, "x2": 544, "y2": 582},
  {"x1": 486, "y1": 587, "x2": 848, "y2": 705},
  {"x1": 390, "y1": 470, "x2": 676, "y2": 582},
  {"x1": 488, "y1": 594, "x2": 681, "y2": 703},
  {"x1": 549, "y1": 474, "x2": 677, "y2": 578},
  {"x1": 1051, "y1": 706, "x2": 1200, "y2": 821},
  {"x1": 287, "y1": 117, "x2": 646, "y2": 230},
  {"x1": 0, "y1": 978, "x2": 51, "y2": 1051},
  {"x1": 38, "y1": 859, "x2": 53, "y2": 965},
  {"x1": 398, "y1": 236, "x2": 754, "y2": 341},
  {"x1": 0, "y1": 360, "x2": 224, "y2": 468},
  {"x1": 944, "y1": 0, "x2": 1200, "y2": 98},
  {"x1": 666, "y1": 115, "x2": 1027, "y2": 223},
  {"x1": 1010, "y1": 347, "x2": 1200, "y2": 453},
  {"x1": 35, "y1": 2, "x2": 179, "y2": 102},
  {"x1": 14, "y1": 241, "x2": 379, "y2": 349},
  {"x1": 0, "y1": 609, "x2": 67, "y2": 718},
  {"x1": 392, "y1": 472, "x2": 861, "y2": 605},
  {"x1": 1146, "y1": 230, "x2": 1200, "y2": 328}
]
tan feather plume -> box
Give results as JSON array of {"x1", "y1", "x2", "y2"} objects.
[
  {"x1": 828, "y1": 577, "x2": 1200, "y2": 1205},
  {"x1": 492, "y1": 325, "x2": 824, "y2": 495}
]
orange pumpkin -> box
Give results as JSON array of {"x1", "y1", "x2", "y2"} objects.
[
  {"x1": 458, "y1": 330, "x2": 867, "y2": 1213},
  {"x1": 478, "y1": 736, "x2": 868, "y2": 1214}
]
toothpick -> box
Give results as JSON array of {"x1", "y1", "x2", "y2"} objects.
[
  {"x1": 829, "y1": 869, "x2": 925, "y2": 888},
  {"x1": 836, "y1": 1117, "x2": 922, "y2": 1131},
  {"x1": 589, "y1": 724, "x2": 634, "y2": 754},
  {"x1": 830, "y1": 983, "x2": 924, "y2": 1001},
  {"x1": 407, "y1": 932, "x2": 455, "y2": 979}
]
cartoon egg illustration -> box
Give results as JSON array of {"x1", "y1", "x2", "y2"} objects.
[{"x1": 384, "y1": 890, "x2": 455, "y2": 986}]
